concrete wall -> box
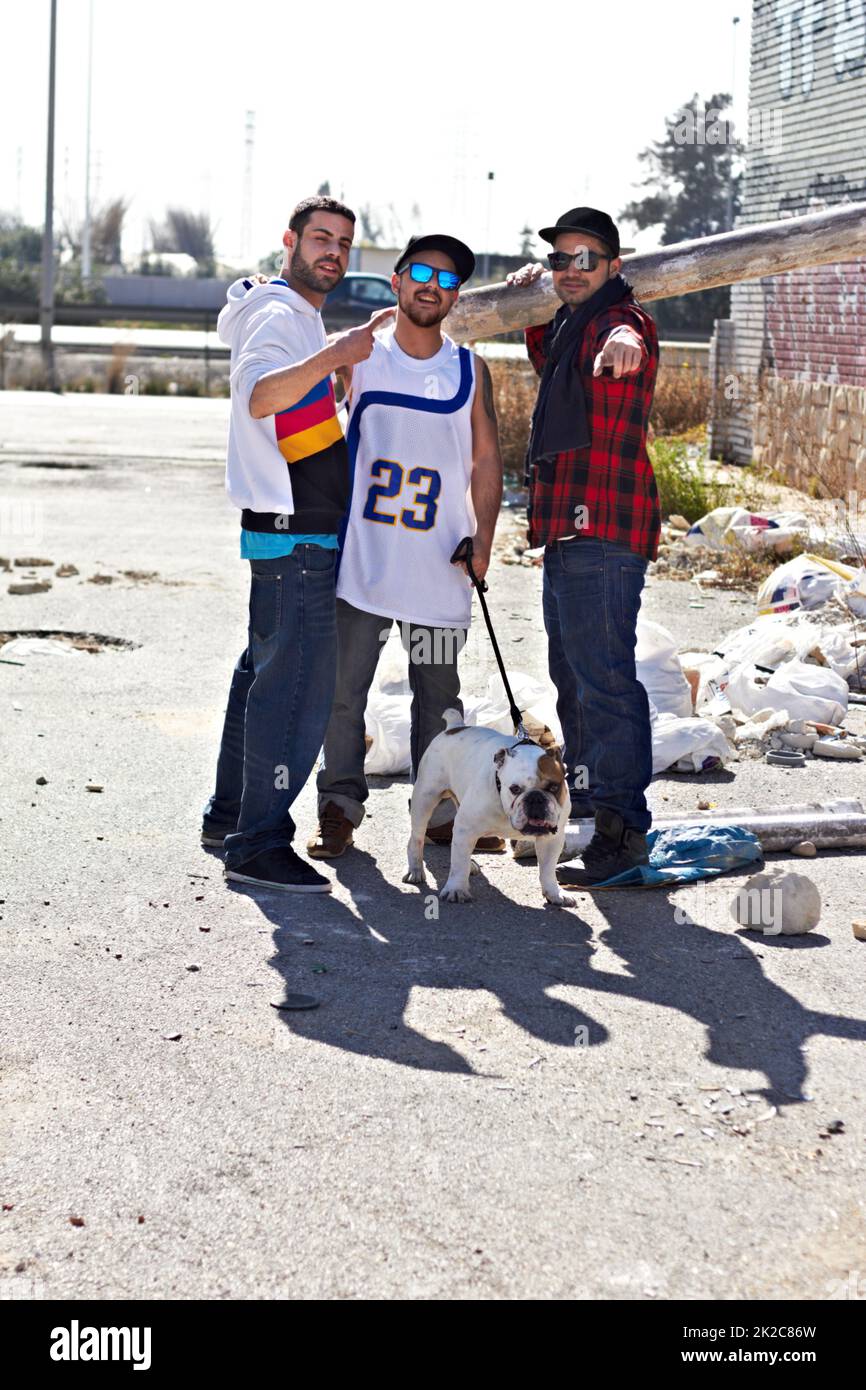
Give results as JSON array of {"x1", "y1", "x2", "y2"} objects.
[{"x1": 103, "y1": 275, "x2": 233, "y2": 312}]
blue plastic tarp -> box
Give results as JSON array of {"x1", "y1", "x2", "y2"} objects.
[{"x1": 591, "y1": 822, "x2": 764, "y2": 889}]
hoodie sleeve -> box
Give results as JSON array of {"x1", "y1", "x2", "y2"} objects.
[{"x1": 230, "y1": 302, "x2": 304, "y2": 411}]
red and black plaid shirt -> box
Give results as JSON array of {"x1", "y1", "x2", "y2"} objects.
[{"x1": 525, "y1": 298, "x2": 660, "y2": 560}]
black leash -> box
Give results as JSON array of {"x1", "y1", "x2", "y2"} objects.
[{"x1": 451, "y1": 535, "x2": 526, "y2": 736}]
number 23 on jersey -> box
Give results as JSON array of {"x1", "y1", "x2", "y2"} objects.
[{"x1": 362, "y1": 459, "x2": 442, "y2": 531}]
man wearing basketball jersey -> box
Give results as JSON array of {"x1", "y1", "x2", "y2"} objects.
[{"x1": 308, "y1": 233, "x2": 504, "y2": 858}]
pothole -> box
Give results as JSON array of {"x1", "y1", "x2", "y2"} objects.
[
  {"x1": 17, "y1": 460, "x2": 102, "y2": 471},
  {"x1": 0, "y1": 629, "x2": 140, "y2": 653}
]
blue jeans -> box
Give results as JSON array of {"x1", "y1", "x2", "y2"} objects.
[
  {"x1": 202, "y1": 547, "x2": 338, "y2": 868},
  {"x1": 316, "y1": 598, "x2": 464, "y2": 829},
  {"x1": 542, "y1": 536, "x2": 652, "y2": 832}
]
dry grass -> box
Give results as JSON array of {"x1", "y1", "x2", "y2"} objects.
[
  {"x1": 650, "y1": 363, "x2": 711, "y2": 435},
  {"x1": 487, "y1": 355, "x2": 716, "y2": 484},
  {"x1": 105, "y1": 343, "x2": 133, "y2": 394},
  {"x1": 486, "y1": 358, "x2": 535, "y2": 479}
]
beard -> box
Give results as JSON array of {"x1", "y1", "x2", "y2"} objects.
[
  {"x1": 556, "y1": 282, "x2": 594, "y2": 308},
  {"x1": 290, "y1": 246, "x2": 345, "y2": 294},
  {"x1": 399, "y1": 288, "x2": 448, "y2": 327}
]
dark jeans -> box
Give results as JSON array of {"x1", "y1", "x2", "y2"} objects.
[
  {"x1": 202, "y1": 547, "x2": 338, "y2": 868},
  {"x1": 542, "y1": 536, "x2": 652, "y2": 832},
  {"x1": 316, "y1": 598, "x2": 464, "y2": 828}
]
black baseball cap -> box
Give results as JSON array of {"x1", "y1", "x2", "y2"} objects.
[
  {"x1": 394, "y1": 233, "x2": 476, "y2": 284},
  {"x1": 537, "y1": 207, "x2": 634, "y2": 258}
]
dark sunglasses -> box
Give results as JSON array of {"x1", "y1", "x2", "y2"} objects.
[
  {"x1": 404, "y1": 261, "x2": 461, "y2": 291},
  {"x1": 547, "y1": 249, "x2": 612, "y2": 272}
]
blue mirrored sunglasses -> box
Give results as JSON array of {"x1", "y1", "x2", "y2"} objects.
[{"x1": 405, "y1": 262, "x2": 461, "y2": 291}]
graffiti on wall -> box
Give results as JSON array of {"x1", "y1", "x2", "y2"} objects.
[{"x1": 774, "y1": 0, "x2": 866, "y2": 97}]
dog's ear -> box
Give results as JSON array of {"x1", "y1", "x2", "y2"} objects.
[
  {"x1": 493, "y1": 748, "x2": 509, "y2": 770},
  {"x1": 538, "y1": 749, "x2": 566, "y2": 781}
]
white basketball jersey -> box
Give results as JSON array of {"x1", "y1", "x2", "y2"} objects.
[{"x1": 336, "y1": 327, "x2": 477, "y2": 627}]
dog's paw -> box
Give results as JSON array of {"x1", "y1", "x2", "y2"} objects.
[
  {"x1": 469, "y1": 857, "x2": 481, "y2": 877},
  {"x1": 544, "y1": 890, "x2": 576, "y2": 908},
  {"x1": 440, "y1": 883, "x2": 473, "y2": 904},
  {"x1": 402, "y1": 868, "x2": 427, "y2": 887}
]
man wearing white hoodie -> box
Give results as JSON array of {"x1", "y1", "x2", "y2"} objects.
[{"x1": 201, "y1": 195, "x2": 394, "y2": 893}]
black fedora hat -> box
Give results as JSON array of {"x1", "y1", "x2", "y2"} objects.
[
  {"x1": 394, "y1": 233, "x2": 476, "y2": 284},
  {"x1": 537, "y1": 207, "x2": 634, "y2": 257}
]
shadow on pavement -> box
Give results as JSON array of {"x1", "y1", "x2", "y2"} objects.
[
  {"x1": 589, "y1": 889, "x2": 866, "y2": 1107},
  {"x1": 233, "y1": 848, "x2": 866, "y2": 1103},
  {"x1": 239, "y1": 844, "x2": 606, "y2": 1073}
]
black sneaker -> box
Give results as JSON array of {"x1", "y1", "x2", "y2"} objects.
[
  {"x1": 558, "y1": 807, "x2": 649, "y2": 886},
  {"x1": 225, "y1": 846, "x2": 332, "y2": 894}
]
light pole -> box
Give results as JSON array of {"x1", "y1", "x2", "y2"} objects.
[
  {"x1": 726, "y1": 15, "x2": 741, "y2": 231},
  {"x1": 40, "y1": 0, "x2": 58, "y2": 390},
  {"x1": 482, "y1": 170, "x2": 494, "y2": 281},
  {"x1": 82, "y1": 0, "x2": 95, "y2": 282}
]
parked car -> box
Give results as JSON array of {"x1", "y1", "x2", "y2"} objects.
[{"x1": 321, "y1": 272, "x2": 396, "y2": 332}]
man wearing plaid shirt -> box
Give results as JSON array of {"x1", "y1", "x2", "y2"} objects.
[{"x1": 506, "y1": 207, "x2": 659, "y2": 886}]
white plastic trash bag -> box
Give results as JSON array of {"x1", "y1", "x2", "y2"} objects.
[
  {"x1": 636, "y1": 618, "x2": 693, "y2": 718},
  {"x1": 686, "y1": 506, "x2": 810, "y2": 553},
  {"x1": 650, "y1": 709, "x2": 735, "y2": 773},
  {"x1": 364, "y1": 668, "x2": 563, "y2": 777},
  {"x1": 765, "y1": 659, "x2": 848, "y2": 724},
  {"x1": 726, "y1": 659, "x2": 847, "y2": 725},
  {"x1": 464, "y1": 670, "x2": 561, "y2": 739},
  {"x1": 756, "y1": 552, "x2": 856, "y2": 615},
  {"x1": 364, "y1": 691, "x2": 412, "y2": 775},
  {"x1": 842, "y1": 568, "x2": 866, "y2": 619}
]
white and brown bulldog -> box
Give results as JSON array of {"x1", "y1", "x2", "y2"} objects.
[{"x1": 403, "y1": 709, "x2": 575, "y2": 907}]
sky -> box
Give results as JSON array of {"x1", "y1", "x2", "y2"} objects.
[{"x1": 2, "y1": 0, "x2": 752, "y2": 268}]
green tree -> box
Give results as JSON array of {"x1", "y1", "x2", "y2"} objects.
[
  {"x1": 621, "y1": 92, "x2": 743, "y2": 337},
  {"x1": 0, "y1": 214, "x2": 106, "y2": 307},
  {"x1": 0, "y1": 214, "x2": 41, "y2": 305},
  {"x1": 519, "y1": 224, "x2": 536, "y2": 258}
]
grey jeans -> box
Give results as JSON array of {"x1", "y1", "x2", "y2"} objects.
[{"x1": 316, "y1": 598, "x2": 465, "y2": 828}]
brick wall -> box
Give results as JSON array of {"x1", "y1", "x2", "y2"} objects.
[{"x1": 715, "y1": 0, "x2": 866, "y2": 474}]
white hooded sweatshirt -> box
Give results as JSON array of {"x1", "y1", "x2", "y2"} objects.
[{"x1": 217, "y1": 277, "x2": 347, "y2": 530}]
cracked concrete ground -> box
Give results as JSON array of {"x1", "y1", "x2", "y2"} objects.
[{"x1": 1, "y1": 392, "x2": 865, "y2": 1301}]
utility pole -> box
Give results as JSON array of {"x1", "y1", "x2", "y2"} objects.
[
  {"x1": 726, "y1": 15, "x2": 741, "y2": 232},
  {"x1": 82, "y1": 0, "x2": 95, "y2": 282},
  {"x1": 482, "y1": 170, "x2": 494, "y2": 281},
  {"x1": 40, "y1": 0, "x2": 58, "y2": 391},
  {"x1": 240, "y1": 110, "x2": 255, "y2": 265}
]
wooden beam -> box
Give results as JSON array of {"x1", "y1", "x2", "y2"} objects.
[{"x1": 445, "y1": 201, "x2": 866, "y2": 343}]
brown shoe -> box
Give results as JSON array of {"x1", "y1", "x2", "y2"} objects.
[
  {"x1": 307, "y1": 801, "x2": 355, "y2": 858},
  {"x1": 425, "y1": 822, "x2": 506, "y2": 853}
]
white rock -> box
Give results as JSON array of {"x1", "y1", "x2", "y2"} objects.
[
  {"x1": 791, "y1": 841, "x2": 817, "y2": 857},
  {"x1": 730, "y1": 870, "x2": 821, "y2": 934}
]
